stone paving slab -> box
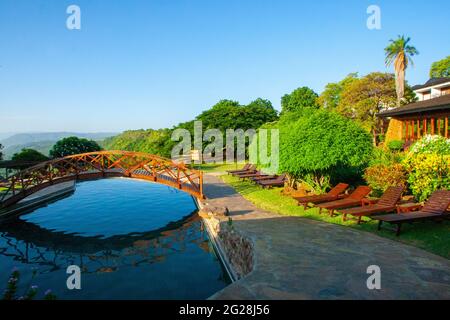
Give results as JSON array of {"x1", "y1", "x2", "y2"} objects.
[{"x1": 203, "y1": 174, "x2": 450, "y2": 300}]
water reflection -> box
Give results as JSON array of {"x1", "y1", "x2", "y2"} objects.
[{"x1": 0, "y1": 179, "x2": 230, "y2": 299}]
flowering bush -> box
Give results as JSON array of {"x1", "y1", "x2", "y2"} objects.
[
  {"x1": 2, "y1": 268, "x2": 56, "y2": 300},
  {"x1": 403, "y1": 153, "x2": 450, "y2": 201},
  {"x1": 403, "y1": 135, "x2": 450, "y2": 201},
  {"x1": 409, "y1": 135, "x2": 450, "y2": 155},
  {"x1": 364, "y1": 163, "x2": 408, "y2": 197}
]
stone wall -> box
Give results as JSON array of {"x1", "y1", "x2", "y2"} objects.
[
  {"x1": 385, "y1": 118, "x2": 404, "y2": 144},
  {"x1": 199, "y1": 205, "x2": 254, "y2": 280}
]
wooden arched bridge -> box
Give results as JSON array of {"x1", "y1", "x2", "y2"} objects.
[{"x1": 0, "y1": 151, "x2": 204, "y2": 209}]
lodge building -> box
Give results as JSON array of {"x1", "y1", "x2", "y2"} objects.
[{"x1": 380, "y1": 77, "x2": 450, "y2": 144}]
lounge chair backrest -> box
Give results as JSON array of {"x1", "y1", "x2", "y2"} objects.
[
  {"x1": 328, "y1": 183, "x2": 349, "y2": 196},
  {"x1": 348, "y1": 186, "x2": 372, "y2": 200},
  {"x1": 248, "y1": 164, "x2": 257, "y2": 171},
  {"x1": 242, "y1": 164, "x2": 251, "y2": 171},
  {"x1": 421, "y1": 190, "x2": 450, "y2": 214},
  {"x1": 377, "y1": 186, "x2": 404, "y2": 207},
  {"x1": 277, "y1": 173, "x2": 287, "y2": 182}
]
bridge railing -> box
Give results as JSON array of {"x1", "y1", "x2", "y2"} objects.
[{"x1": 0, "y1": 151, "x2": 204, "y2": 209}]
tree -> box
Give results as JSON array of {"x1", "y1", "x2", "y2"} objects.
[
  {"x1": 0, "y1": 143, "x2": 3, "y2": 161},
  {"x1": 318, "y1": 73, "x2": 358, "y2": 110},
  {"x1": 338, "y1": 72, "x2": 397, "y2": 145},
  {"x1": 430, "y1": 56, "x2": 450, "y2": 78},
  {"x1": 281, "y1": 87, "x2": 319, "y2": 114},
  {"x1": 196, "y1": 99, "x2": 278, "y2": 131},
  {"x1": 103, "y1": 98, "x2": 278, "y2": 159},
  {"x1": 279, "y1": 109, "x2": 373, "y2": 192},
  {"x1": 12, "y1": 149, "x2": 49, "y2": 162},
  {"x1": 384, "y1": 35, "x2": 419, "y2": 105},
  {"x1": 49, "y1": 137, "x2": 102, "y2": 158},
  {"x1": 103, "y1": 129, "x2": 174, "y2": 158}
]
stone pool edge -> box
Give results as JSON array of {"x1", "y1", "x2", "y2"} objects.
[
  {"x1": 0, "y1": 181, "x2": 76, "y2": 218},
  {"x1": 194, "y1": 198, "x2": 255, "y2": 288}
]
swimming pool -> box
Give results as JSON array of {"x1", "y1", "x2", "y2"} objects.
[{"x1": 0, "y1": 179, "x2": 230, "y2": 300}]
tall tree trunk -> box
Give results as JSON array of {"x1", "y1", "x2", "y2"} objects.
[
  {"x1": 394, "y1": 53, "x2": 406, "y2": 106},
  {"x1": 372, "y1": 128, "x2": 377, "y2": 146}
]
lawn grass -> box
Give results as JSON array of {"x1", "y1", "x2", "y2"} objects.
[
  {"x1": 221, "y1": 174, "x2": 450, "y2": 259},
  {"x1": 195, "y1": 163, "x2": 246, "y2": 173}
]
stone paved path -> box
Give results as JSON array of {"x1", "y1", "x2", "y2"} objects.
[{"x1": 203, "y1": 174, "x2": 450, "y2": 300}]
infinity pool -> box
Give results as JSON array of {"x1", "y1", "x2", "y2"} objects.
[{"x1": 0, "y1": 179, "x2": 230, "y2": 300}]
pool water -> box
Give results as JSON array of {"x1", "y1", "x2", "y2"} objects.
[{"x1": 0, "y1": 179, "x2": 230, "y2": 300}]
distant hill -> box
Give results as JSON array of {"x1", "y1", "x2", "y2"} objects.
[
  {"x1": 2, "y1": 141, "x2": 55, "y2": 160},
  {"x1": 1, "y1": 132, "x2": 117, "y2": 159}
]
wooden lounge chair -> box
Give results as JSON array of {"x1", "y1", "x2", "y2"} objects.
[
  {"x1": 230, "y1": 165, "x2": 257, "y2": 176},
  {"x1": 338, "y1": 186, "x2": 404, "y2": 224},
  {"x1": 316, "y1": 186, "x2": 372, "y2": 216},
  {"x1": 250, "y1": 175, "x2": 277, "y2": 182},
  {"x1": 293, "y1": 183, "x2": 349, "y2": 209},
  {"x1": 373, "y1": 190, "x2": 450, "y2": 236},
  {"x1": 237, "y1": 171, "x2": 267, "y2": 180},
  {"x1": 255, "y1": 174, "x2": 287, "y2": 189},
  {"x1": 226, "y1": 164, "x2": 251, "y2": 174}
]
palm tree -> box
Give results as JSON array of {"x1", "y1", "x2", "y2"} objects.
[{"x1": 385, "y1": 35, "x2": 419, "y2": 106}]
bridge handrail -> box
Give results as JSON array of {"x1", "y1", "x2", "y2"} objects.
[{"x1": 0, "y1": 151, "x2": 204, "y2": 208}]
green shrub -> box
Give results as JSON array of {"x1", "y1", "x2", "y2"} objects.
[
  {"x1": 364, "y1": 163, "x2": 408, "y2": 197},
  {"x1": 403, "y1": 153, "x2": 450, "y2": 201},
  {"x1": 403, "y1": 135, "x2": 450, "y2": 201},
  {"x1": 50, "y1": 137, "x2": 102, "y2": 158},
  {"x1": 279, "y1": 110, "x2": 373, "y2": 192},
  {"x1": 12, "y1": 149, "x2": 49, "y2": 162},
  {"x1": 369, "y1": 147, "x2": 404, "y2": 167},
  {"x1": 387, "y1": 140, "x2": 404, "y2": 152}
]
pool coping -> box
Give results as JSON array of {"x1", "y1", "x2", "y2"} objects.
[
  {"x1": 194, "y1": 198, "x2": 240, "y2": 284},
  {"x1": 0, "y1": 181, "x2": 76, "y2": 218}
]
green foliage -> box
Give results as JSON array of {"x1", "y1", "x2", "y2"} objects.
[
  {"x1": 369, "y1": 147, "x2": 404, "y2": 167},
  {"x1": 338, "y1": 72, "x2": 397, "y2": 143},
  {"x1": 104, "y1": 98, "x2": 278, "y2": 158},
  {"x1": 384, "y1": 35, "x2": 419, "y2": 70},
  {"x1": 197, "y1": 98, "x2": 278, "y2": 131},
  {"x1": 12, "y1": 148, "x2": 49, "y2": 162},
  {"x1": 404, "y1": 153, "x2": 449, "y2": 202},
  {"x1": 49, "y1": 137, "x2": 102, "y2": 158},
  {"x1": 403, "y1": 136, "x2": 450, "y2": 201},
  {"x1": 364, "y1": 163, "x2": 407, "y2": 197},
  {"x1": 103, "y1": 129, "x2": 173, "y2": 157},
  {"x1": 387, "y1": 140, "x2": 404, "y2": 152},
  {"x1": 318, "y1": 73, "x2": 358, "y2": 110},
  {"x1": 281, "y1": 87, "x2": 319, "y2": 114},
  {"x1": 0, "y1": 143, "x2": 3, "y2": 161},
  {"x1": 401, "y1": 86, "x2": 419, "y2": 105},
  {"x1": 279, "y1": 109, "x2": 373, "y2": 192},
  {"x1": 430, "y1": 56, "x2": 450, "y2": 78}
]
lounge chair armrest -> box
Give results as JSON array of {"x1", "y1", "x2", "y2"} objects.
[
  {"x1": 396, "y1": 203, "x2": 423, "y2": 214},
  {"x1": 361, "y1": 198, "x2": 379, "y2": 206},
  {"x1": 337, "y1": 194, "x2": 350, "y2": 199}
]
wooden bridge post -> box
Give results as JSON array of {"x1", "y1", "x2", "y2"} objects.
[{"x1": 200, "y1": 171, "x2": 203, "y2": 199}]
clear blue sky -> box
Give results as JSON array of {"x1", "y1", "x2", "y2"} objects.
[{"x1": 1, "y1": 0, "x2": 449, "y2": 133}]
